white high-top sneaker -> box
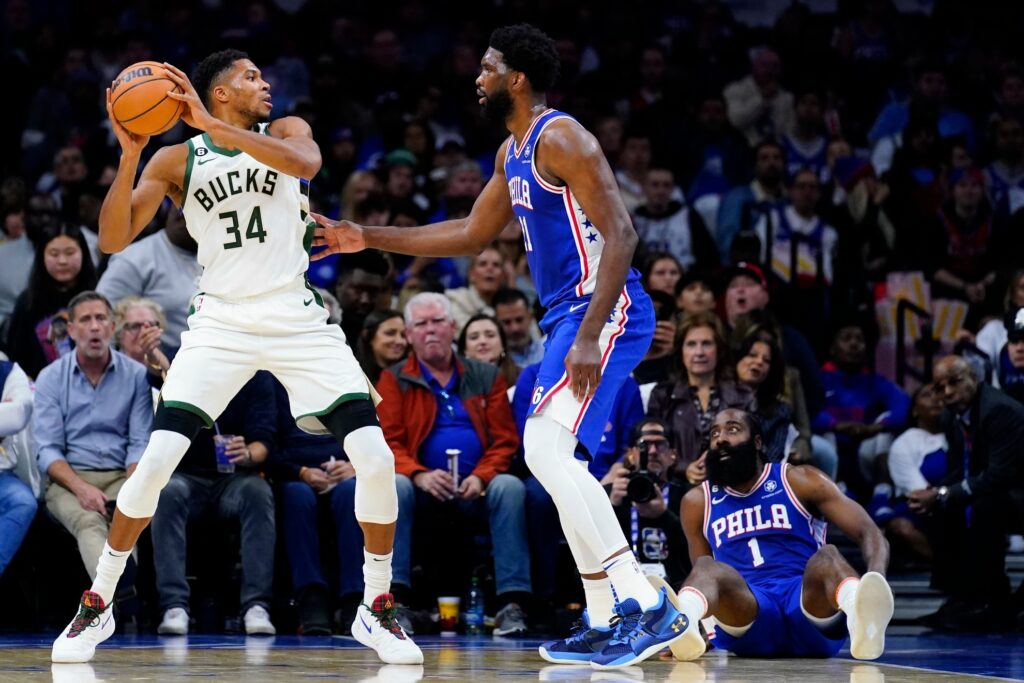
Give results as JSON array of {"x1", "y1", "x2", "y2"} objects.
[
  {"x1": 351, "y1": 593, "x2": 424, "y2": 665},
  {"x1": 51, "y1": 591, "x2": 115, "y2": 663}
]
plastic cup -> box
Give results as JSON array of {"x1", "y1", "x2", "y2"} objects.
[
  {"x1": 213, "y1": 434, "x2": 236, "y2": 473},
  {"x1": 438, "y1": 596, "x2": 460, "y2": 633}
]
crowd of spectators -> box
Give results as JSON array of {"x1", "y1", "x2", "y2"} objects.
[{"x1": 1, "y1": 0, "x2": 1023, "y2": 636}]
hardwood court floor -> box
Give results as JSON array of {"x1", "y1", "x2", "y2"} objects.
[{"x1": 1, "y1": 628, "x2": 1021, "y2": 682}]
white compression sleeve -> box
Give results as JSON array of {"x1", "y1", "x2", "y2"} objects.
[{"x1": 523, "y1": 415, "x2": 630, "y2": 562}]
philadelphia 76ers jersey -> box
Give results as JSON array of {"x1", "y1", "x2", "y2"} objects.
[
  {"x1": 702, "y1": 463, "x2": 827, "y2": 586},
  {"x1": 504, "y1": 109, "x2": 641, "y2": 309}
]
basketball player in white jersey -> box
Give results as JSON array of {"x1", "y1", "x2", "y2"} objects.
[{"x1": 51, "y1": 50, "x2": 421, "y2": 666}]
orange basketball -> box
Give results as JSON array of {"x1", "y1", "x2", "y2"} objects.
[{"x1": 110, "y1": 61, "x2": 183, "y2": 136}]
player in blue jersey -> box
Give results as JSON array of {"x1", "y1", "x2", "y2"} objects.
[
  {"x1": 310, "y1": 23, "x2": 688, "y2": 670},
  {"x1": 670, "y1": 408, "x2": 894, "y2": 662}
]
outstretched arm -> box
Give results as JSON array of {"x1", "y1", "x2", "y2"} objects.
[
  {"x1": 309, "y1": 140, "x2": 515, "y2": 259},
  {"x1": 787, "y1": 464, "x2": 889, "y2": 574},
  {"x1": 161, "y1": 63, "x2": 321, "y2": 179},
  {"x1": 538, "y1": 119, "x2": 639, "y2": 400}
]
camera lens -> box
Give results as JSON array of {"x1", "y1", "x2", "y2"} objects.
[{"x1": 626, "y1": 472, "x2": 657, "y2": 503}]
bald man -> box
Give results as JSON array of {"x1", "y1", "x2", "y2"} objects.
[{"x1": 909, "y1": 356, "x2": 1024, "y2": 630}]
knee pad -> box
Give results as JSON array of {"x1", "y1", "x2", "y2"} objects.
[
  {"x1": 152, "y1": 403, "x2": 207, "y2": 441},
  {"x1": 322, "y1": 399, "x2": 380, "y2": 442},
  {"x1": 343, "y1": 425, "x2": 398, "y2": 525},
  {"x1": 116, "y1": 430, "x2": 193, "y2": 519}
]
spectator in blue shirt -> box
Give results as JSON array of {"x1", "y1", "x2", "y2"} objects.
[
  {"x1": 33, "y1": 291, "x2": 152, "y2": 584},
  {"x1": 0, "y1": 356, "x2": 35, "y2": 577},
  {"x1": 151, "y1": 371, "x2": 278, "y2": 637},
  {"x1": 813, "y1": 319, "x2": 910, "y2": 500}
]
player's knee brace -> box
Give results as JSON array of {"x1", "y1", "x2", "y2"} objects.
[
  {"x1": 322, "y1": 399, "x2": 380, "y2": 442},
  {"x1": 343, "y1": 425, "x2": 398, "y2": 525},
  {"x1": 151, "y1": 402, "x2": 207, "y2": 441},
  {"x1": 116, "y1": 429, "x2": 194, "y2": 519}
]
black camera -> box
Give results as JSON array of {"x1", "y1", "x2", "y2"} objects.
[{"x1": 626, "y1": 440, "x2": 661, "y2": 504}]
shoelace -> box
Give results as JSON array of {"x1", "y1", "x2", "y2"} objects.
[
  {"x1": 69, "y1": 604, "x2": 104, "y2": 638},
  {"x1": 607, "y1": 609, "x2": 643, "y2": 646},
  {"x1": 367, "y1": 601, "x2": 405, "y2": 638}
]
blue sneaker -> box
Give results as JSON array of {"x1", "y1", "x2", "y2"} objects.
[
  {"x1": 590, "y1": 588, "x2": 690, "y2": 670},
  {"x1": 538, "y1": 610, "x2": 614, "y2": 664}
]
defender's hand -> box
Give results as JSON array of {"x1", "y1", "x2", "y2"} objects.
[{"x1": 308, "y1": 212, "x2": 366, "y2": 259}]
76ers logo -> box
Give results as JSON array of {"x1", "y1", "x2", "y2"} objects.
[{"x1": 532, "y1": 385, "x2": 545, "y2": 405}]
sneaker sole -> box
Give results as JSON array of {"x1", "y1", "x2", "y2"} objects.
[
  {"x1": 590, "y1": 626, "x2": 690, "y2": 670},
  {"x1": 849, "y1": 572, "x2": 894, "y2": 661},
  {"x1": 52, "y1": 614, "x2": 115, "y2": 663},
  {"x1": 646, "y1": 575, "x2": 706, "y2": 661},
  {"x1": 538, "y1": 646, "x2": 594, "y2": 664}
]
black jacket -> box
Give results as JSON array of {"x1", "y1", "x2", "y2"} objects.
[{"x1": 941, "y1": 384, "x2": 1024, "y2": 503}]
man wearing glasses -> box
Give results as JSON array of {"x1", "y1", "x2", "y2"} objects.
[
  {"x1": 909, "y1": 355, "x2": 1024, "y2": 630},
  {"x1": 605, "y1": 418, "x2": 691, "y2": 590},
  {"x1": 375, "y1": 291, "x2": 531, "y2": 636}
]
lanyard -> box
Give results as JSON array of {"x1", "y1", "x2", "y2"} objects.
[{"x1": 630, "y1": 484, "x2": 671, "y2": 554}]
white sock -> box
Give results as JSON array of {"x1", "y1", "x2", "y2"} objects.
[
  {"x1": 602, "y1": 553, "x2": 660, "y2": 611},
  {"x1": 363, "y1": 549, "x2": 393, "y2": 606},
  {"x1": 582, "y1": 574, "x2": 615, "y2": 628},
  {"x1": 91, "y1": 542, "x2": 131, "y2": 606},
  {"x1": 678, "y1": 587, "x2": 709, "y2": 621},
  {"x1": 836, "y1": 577, "x2": 860, "y2": 614}
]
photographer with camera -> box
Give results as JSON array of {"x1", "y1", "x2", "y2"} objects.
[{"x1": 603, "y1": 418, "x2": 691, "y2": 589}]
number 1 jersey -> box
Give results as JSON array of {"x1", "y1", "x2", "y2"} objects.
[
  {"x1": 180, "y1": 124, "x2": 313, "y2": 300},
  {"x1": 701, "y1": 463, "x2": 827, "y2": 586}
]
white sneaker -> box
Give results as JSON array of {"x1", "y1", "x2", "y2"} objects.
[
  {"x1": 158, "y1": 607, "x2": 189, "y2": 635},
  {"x1": 51, "y1": 591, "x2": 115, "y2": 663},
  {"x1": 847, "y1": 572, "x2": 894, "y2": 660},
  {"x1": 243, "y1": 605, "x2": 276, "y2": 635},
  {"x1": 351, "y1": 593, "x2": 424, "y2": 665}
]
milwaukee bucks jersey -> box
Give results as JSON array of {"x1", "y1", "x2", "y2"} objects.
[{"x1": 180, "y1": 124, "x2": 312, "y2": 299}]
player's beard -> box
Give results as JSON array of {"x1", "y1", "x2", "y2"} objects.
[
  {"x1": 706, "y1": 439, "x2": 760, "y2": 488},
  {"x1": 482, "y1": 87, "x2": 514, "y2": 125}
]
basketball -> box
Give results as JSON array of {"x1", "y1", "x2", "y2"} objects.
[{"x1": 110, "y1": 61, "x2": 183, "y2": 136}]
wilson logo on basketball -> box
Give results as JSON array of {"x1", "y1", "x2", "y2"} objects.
[{"x1": 113, "y1": 66, "x2": 154, "y2": 89}]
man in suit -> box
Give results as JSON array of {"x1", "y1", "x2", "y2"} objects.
[{"x1": 908, "y1": 355, "x2": 1024, "y2": 630}]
